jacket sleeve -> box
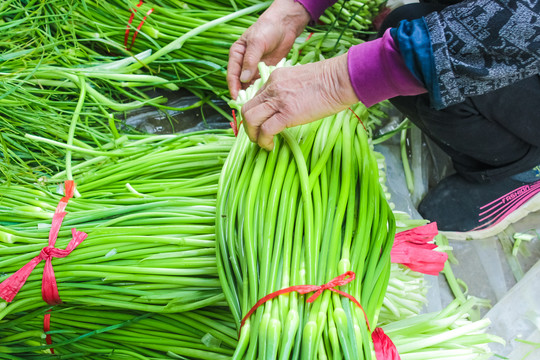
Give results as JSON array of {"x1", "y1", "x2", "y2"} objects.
[
  {"x1": 348, "y1": 29, "x2": 427, "y2": 107},
  {"x1": 295, "y1": 0, "x2": 339, "y2": 21},
  {"x1": 396, "y1": 0, "x2": 540, "y2": 109}
]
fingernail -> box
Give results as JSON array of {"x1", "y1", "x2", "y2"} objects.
[
  {"x1": 240, "y1": 70, "x2": 251, "y2": 83},
  {"x1": 261, "y1": 140, "x2": 274, "y2": 152}
]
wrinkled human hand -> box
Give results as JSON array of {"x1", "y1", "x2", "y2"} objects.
[
  {"x1": 227, "y1": 0, "x2": 310, "y2": 99},
  {"x1": 241, "y1": 54, "x2": 359, "y2": 151}
]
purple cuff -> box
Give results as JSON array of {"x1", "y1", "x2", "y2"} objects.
[
  {"x1": 295, "y1": 0, "x2": 339, "y2": 21},
  {"x1": 347, "y1": 29, "x2": 426, "y2": 107}
]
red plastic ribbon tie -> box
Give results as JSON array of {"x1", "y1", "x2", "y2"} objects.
[
  {"x1": 230, "y1": 110, "x2": 239, "y2": 136},
  {"x1": 239, "y1": 271, "x2": 370, "y2": 331},
  {"x1": 238, "y1": 271, "x2": 400, "y2": 359},
  {"x1": 348, "y1": 107, "x2": 367, "y2": 132},
  {"x1": 391, "y1": 222, "x2": 448, "y2": 275},
  {"x1": 44, "y1": 310, "x2": 54, "y2": 354},
  {"x1": 124, "y1": 0, "x2": 154, "y2": 50},
  {"x1": 372, "y1": 327, "x2": 401, "y2": 360},
  {"x1": 0, "y1": 180, "x2": 88, "y2": 305},
  {"x1": 230, "y1": 110, "x2": 243, "y2": 137},
  {"x1": 299, "y1": 32, "x2": 314, "y2": 55},
  {"x1": 59, "y1": 180, "x2": 74, "y2": 205}
]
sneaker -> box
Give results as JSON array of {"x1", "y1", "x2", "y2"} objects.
[{"x1": 418, "y1": 167, "x2": 540, "y2": 240}]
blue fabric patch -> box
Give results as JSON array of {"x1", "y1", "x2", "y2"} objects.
[
  {"x1": 391, "y1": 18, "x2": 443, "y2": 109},
  {"x1": 512, "y1": 165, "x2": 540, "y2": 183}
]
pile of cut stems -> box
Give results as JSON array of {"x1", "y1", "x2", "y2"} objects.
[{"x1": 382, "y1": 298, "x2": 504, "y2": 359}]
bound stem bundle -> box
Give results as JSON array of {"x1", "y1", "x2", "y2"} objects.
[
  {"x1": 0, "y1": 305, "x2": 237, "y2": 359},
  {"x1": 0, "y1": 131, "x2": 234, "y2": 320},
  {"x1": 216, "y1": 62, "x2": 395, "y2": 359}
]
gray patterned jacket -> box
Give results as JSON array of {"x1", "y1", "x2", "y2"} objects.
[{"x1": 423, "y1": 0, "x2": 540, "y2": 107}]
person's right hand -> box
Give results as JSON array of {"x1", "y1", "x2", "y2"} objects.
[{"x1": 227, "y1": 0, "x2": 311, "y2": 99}]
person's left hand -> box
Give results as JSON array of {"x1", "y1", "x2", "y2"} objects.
[{"x1": 240, "y1": 54, "x2": 359, "y2": 150}]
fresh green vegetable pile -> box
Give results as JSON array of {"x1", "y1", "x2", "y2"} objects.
[
  {"x1": 0, "y1": 131, "x2": 234, "y2": 320},
  {"x1": 0, "y1": 305, "x2": 237, "y2": 359},
  {"x1": 64, "y1": 0, "x2": 269, "y2": 99},
  {"x1": 0, "y1": 125, "x2": 503, "y2": 359},
  {"x1": 0, "y1": 1, "x2": 507, "y2": 359},
  {"x1": 0, "y1": 0, "x2": 257, "y2": 181},
  {"x1": 0, "y1": 0, "x2": 370, "y2": 182},
  {"x1": 321, "y1": 0, "x2": 385, "y2": 33}
]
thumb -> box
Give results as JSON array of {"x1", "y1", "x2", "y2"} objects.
[{"x1": 241, "y1": 38, "x2": 266, "y2": 83}]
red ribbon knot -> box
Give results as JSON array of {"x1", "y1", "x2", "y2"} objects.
[
  {"x1": 239, "y1": 271, "x2": 366, "y2": 330},
  {"x1": 39, "y1": 246, "x2": 55, "y2": 259},
  {"x1": 0, "y1": 181, "x2": 87, "y2": 305},
  {"x1": 303, "y1": 271, "x2": 355, "y2": 303},
  {"x1": 237, "y1": 270, "x2": 401, "y2": 359}
]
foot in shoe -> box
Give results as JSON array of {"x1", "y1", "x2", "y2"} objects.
[{"x1": 418, "y1": 166, "x2": 540, "y2": 240}]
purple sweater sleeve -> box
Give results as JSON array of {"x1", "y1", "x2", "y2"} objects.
[
  {"x1": 348, "y1": 29, "x2": 426, "y2": 107},
  {"x1": 295, "y1": 0, "x2": 338, "y2": 21}
]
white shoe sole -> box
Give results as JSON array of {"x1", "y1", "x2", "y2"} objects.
[{"x1": 439, "y1": 191, "x2": 540, "y2": 240}]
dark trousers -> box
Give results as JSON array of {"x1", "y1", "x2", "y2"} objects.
[{"x1": 379, "y1": 3, "x2": 540, "y2": 183}]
